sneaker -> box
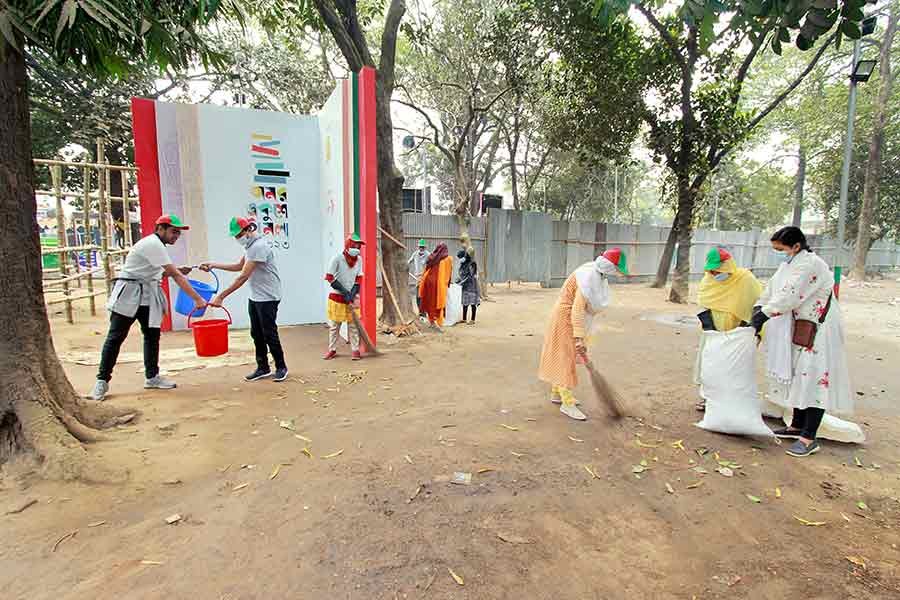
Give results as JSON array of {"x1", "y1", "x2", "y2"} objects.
[
  {"x1": 144, "y1": 375, "x2": 177, "y2": 390},
  {"x1": 273, "y1": 368, "x2": 289, "y2": 382},
  {"x1": 244, "y1": 368, "x2": 272, "y2": 382},
  {"x1": 323, "y1": 350, "x2": 338, "y2": 361},
  {"x1": 773, "y1": 427, "x2": 803, "y2": 440},
  {"x1": 90, "y1": 379, "x2": 109, "y2": 401},
  {"x1": 786, "y1": 439, "x2": 820, "y2": 458},
  {"x1": 560, "y1": 403, "x2": 587, "y2": 421},
  {"x1": 352, "y1": 351, "x2": 362, "y2": 361}
]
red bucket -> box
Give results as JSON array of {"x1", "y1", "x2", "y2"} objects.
[{"x1": 187, "y1": 305, "x2": 232, "y2": 357}]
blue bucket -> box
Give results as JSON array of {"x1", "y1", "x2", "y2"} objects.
[{"x1": 175, "y1": 270, "x2": 219, "y2": 317}]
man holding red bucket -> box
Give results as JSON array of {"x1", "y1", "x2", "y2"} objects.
[
  {"x1": 202, "y1": 217, "x2": 288, "y2": 382},
  {"x1": 90, "y1": 214, "x2": 207, "y2": 401}
]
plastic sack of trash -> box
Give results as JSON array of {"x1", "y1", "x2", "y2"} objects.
[
  {"x1": 696, "y1": 327, "x2": 774, "y2": 437},
  {"x1": 444, "y1": 283, "x2": 463, "y2": 327}
]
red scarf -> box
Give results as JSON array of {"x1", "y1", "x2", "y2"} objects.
[{"x1": 425, "y1": 243, "x2": 448, "y2": 269}]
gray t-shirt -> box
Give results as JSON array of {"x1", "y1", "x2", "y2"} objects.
[{"x1": 245, "y1": 237, "x2": 281, "y2": 302}]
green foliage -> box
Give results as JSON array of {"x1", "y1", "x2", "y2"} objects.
[
  {"x1": 698, "y1": 158, "x2": 794, "y2": 230},
  {"x1": 0, "y1": 0, "x2": 241, "y2": 74}
]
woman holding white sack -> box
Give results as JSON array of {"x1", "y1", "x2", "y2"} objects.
[{"x1": 751, "y1": 227, "x2": 859, "y2": 458}]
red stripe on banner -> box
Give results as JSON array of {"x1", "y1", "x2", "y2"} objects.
[
  {"x1": 251, "y1": 145, "x2": 279, "y2": 156},
  {"x1": 358, "y1": 67, "x2": 378, "y2": 350},
  {"x1": 131, "y1": 97, "x2": 172, "y2": 331}
]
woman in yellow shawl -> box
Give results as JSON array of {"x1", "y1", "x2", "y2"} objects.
[{"x1": 694, "y1": 247, "x2": 763, "y2": 410}]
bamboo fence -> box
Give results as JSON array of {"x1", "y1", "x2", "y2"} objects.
[{"x1": 36, "y1": 138, "x2": 140, "y2": 324}]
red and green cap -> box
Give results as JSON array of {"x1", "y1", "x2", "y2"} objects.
[
  {"x1": 704, "y1": 247, "x2": 732, "y2": 271},
  {"x1": 228, "y1": 216, "x2": 256, "y2": 237},
  {"x1": 602, "y1": 247, "x2": 628, "y2": 275},
  {"x1": 155, "y1": 214, "x2": 190, "y2": 230},
  {"x1": 348, "y1": 233, "x2": 365, "y2": 245}
]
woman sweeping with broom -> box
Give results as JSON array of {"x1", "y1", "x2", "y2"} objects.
[{"x1": 538, "y1": 248, "x2": 628, "y2": 420}]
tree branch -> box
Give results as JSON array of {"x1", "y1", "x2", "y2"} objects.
[
  {"x1": 637, "y1": 4, "x2": 686, "y2": 71},
  {"x1": 313, "y1": 0, "x2": 366, "y2": 71},
  {"x1": 378, "y1": 0, "x2": 406, "y2": 94}
]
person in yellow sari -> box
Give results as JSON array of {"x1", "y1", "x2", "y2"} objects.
[
  {"x1": 418, "y1": 243, "x2": 453, "y2": 329},
  {"x1": 695, "y1": 246, "x2": 763, "y2": 410}
]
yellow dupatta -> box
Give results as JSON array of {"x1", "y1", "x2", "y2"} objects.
[{"x1": 697, "y1": 259, "x2": 763, "y2": 330}]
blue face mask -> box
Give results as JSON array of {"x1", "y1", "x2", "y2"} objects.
[
  {"x1": 713, "y1": 272, "x2": 731, "y2": 282},
  {"x1": 347, "y1": 247, "x2": 361, "y2": 258},
  {"x1": 773, "y1": 249, "x2": 790, "y2": 263}
]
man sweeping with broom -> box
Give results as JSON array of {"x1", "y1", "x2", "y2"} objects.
[{"x1": 538, "y1": 248, "x2": 628, "y2": 420}]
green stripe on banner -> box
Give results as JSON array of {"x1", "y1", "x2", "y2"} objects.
[{"x1": 352, "y1": 71, "x2": 361, "y2": 236}]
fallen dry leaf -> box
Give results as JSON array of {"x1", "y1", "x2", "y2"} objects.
[
  {"x1": 525, "y1": 417, "x2": 537, "y2": 422},
  {"x1": 497, "y1": 532, "x2": 532, "y2": 544},
  {"x1": 140, "y1": 560, "x2": 164, "y2": 566},
  {"x1": 448, "y1": 568, "x2": 464, "y2": 586},
  {"x1": 510, "y1": 451, "x2": 525, "y2": 458},
  {"x1": 841, "y1": 512, "x2": 852, "y2": 522},
  {"x1": 87, "y1": 521, "x2": 106, "y2": 528},
  {"x1": 500, "y1": 424, "x2": 519, "y2": 431},
  {"x1": 52, "y1": 530, "x2": 78, "y2": 553},
  {"x1": 846, "y1": 556, "x2": 867, "y2": 570},
  {"x1": 232, "y1": 483, "x2": 249, "y2": 492},
  {"x1": 775, "y1": 487, "x2": 782, "y2": 499},
  {"x1": 404, "y1": 455, "x2": 413, "y2": 464},
  {"x1": 568, "y1": 436, "x2": 584, "y2": 443},
  {"x1": 477, "y1": 468, "x2": 494, "y2": 474},
  {"x1": 793, "y1": 515, "x2": 827, "y2": 526},
  {"x1": 686, "y1": 481, "x2": 704, "y2": 490},
  {"x1": 270, "y1": 465, "x2": 281, "y2": 480},
  {"x1": 301, "y1": 447, "x2": 313, "y2": 458},
  {"x1": 584, "y1": 465, "x2": 600, "y2": 479},
  {"x1": 666, "y1": 483, "x2": 675, "y2": 494},
  {"x1": 322, "y1": 450, "x2": 344, "y2": 459},
  {"x1": 854, "y1": 456, "x2": 863, "y2": 468},
  {"x1": 4, "y1": 498, "x2": 38, "y2": 515},
  {"x1": 671, "y1": 439, "x2": 686, "y2": 451},
  {"x1": 632, "y1": 465, "x2": 647, "y2": 474},
  {"x1": 294, "y1": 434, "x2": 312, "y2": 443},
  {"x1": 717, "y1": 467, "x2": 734, "y2": 478},
  {"x1": 636, "y1": 440, "x2": 660, "y2": 449},
  {"x1": 857, "y1": 501, "x2": 869, "y2": 511},
  {"x1": 747, "y1": 494, "x2": 761, "y2": 504},
  {"x1": 165, "y1": 514, "x2": 182, "y2": 525}
]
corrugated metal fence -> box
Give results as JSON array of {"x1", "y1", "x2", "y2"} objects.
[{"x1": 377, "y1": 210, "x2": 900, "y2": 291}]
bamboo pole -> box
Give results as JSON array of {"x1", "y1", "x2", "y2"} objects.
[
  {"x1": 96, "y1": 139, "x2": 112, "y2": 288},
  {"x1": 44, "y1": 267, "x2": 105, "y2": 287},
  {"x1": 121, "y1": 170, "x2": 132, "y2": 247},
  {"x1": 51, "y1": 165, "x2": 74, "y2": 323},
  {"x1": 82, "y1": 166, "x2": 96, "y2": 314},
  {"x1": 34, "y1": 158, "x2": 137, "y2": 171},
  {"x1": 46, "y1": 290, "x2": 107, "y2": 305}
]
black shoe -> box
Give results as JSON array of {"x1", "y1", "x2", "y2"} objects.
[
  {"x1": 773, "y1": 427, "x2": 803, "y2": 440},
  {"x1": 245, "y1": 368, "x2": 272, "y2": 382},
  {"x1": 273, "y1": 368, "x2": 289, "y2": 382},
  {"x1": 786, "y1": 439, "x2": 820, "y2": 457}
]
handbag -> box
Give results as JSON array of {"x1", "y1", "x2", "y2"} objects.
[{"x1": 792, "y1": 294, "x2": 832, "y2": 349}]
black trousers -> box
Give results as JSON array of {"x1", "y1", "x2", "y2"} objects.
[
  {"x1": 97, "y1": 306, "x2": 159, "y2": 382},
  {"x1": 791, "y1": 407, "x2": 825, "y2": 440},
  {"x1": 249, "y1": 299, "x2": 286, "y2": 371},
  {"x1": 463, "y1": 305, "x2": 477, "y2": 321}
]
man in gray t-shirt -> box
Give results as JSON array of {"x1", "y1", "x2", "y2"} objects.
[{"x1": 201, "y1": 217, "x2": 287, "y2": 382}]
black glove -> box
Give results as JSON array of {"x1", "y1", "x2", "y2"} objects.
[
  {"x1": 696, "y1": 310, "x2": 716, "y2": 331},
  {"x1": 750, "y1": 308, "x2": 769, "y2": 334},
  {"x1": 346, "y1": 283, "x2": 360, "y2": 304},
  {"x1": 331, "y1": 279, "x2": 349, "y2": 297}
]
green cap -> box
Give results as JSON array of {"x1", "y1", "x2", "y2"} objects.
[
  {"x1": 228, "y1": 216, "x2": 253, "y2": 237},
  {"x1": 704, "y1": 247, "x2": 732, "y2": 271},
  {"x1": 348, "y1": 233, "x2": 365, "y2": 244},
  {"x1": 418, "y1": 239, "x2": 427, "y2": 247}
]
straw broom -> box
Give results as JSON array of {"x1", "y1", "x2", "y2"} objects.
[
  {"x1": 350, "y1": 309, "x2": 381, "y2": 356},
  {"x1": 582, "y1": 360, "x2": 625, "y2": 418}
]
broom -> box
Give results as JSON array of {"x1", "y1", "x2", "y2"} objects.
[
  {"x1": 582, "y1": 359, "x2": 625, "y2": 418},
  {"x1": 350, "y1": 309, "x2": 381, "y2": 356}
]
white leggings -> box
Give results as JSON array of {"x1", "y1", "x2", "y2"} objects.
[{"x1": 329, "y1": 320, "x2": 359, "y2": 352}]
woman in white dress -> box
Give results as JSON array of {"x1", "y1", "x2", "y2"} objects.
[{"x1": 751, "y1": 227, "x2": 853, "y2": 458}]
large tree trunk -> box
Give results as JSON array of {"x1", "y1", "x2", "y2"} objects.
[
  {"x1": 651, "y1": 219, "x2": 678, "y2": 288},
  {"x1": 667, "y1": 180, "x2": 695, "y2": 303},
  {"x1": 791, "y1": 143, "x2": 806, "y2": 227},
  {"x1": 852, "y1": 3, "x2": 897, "y2": 280},
  {"x1": 374, "y1": 76, "x2": 415, "y2": 326},
  {"x1": 0, "y1": 40, "x2": 137, "y2": 479}
]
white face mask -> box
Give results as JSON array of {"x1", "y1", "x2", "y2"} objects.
[
  {"x1": 713, "y1": 272, "x2": 731, "y2": 282},
  {"x1": 347, "y1": 247, "x2": 361, "y2": 257},
  {"x1": 773, "y1": 249, "x2": 790, "y2": 263},
  {"x1": 237, "y1": 235, "x2": 252, "y2": 248}
]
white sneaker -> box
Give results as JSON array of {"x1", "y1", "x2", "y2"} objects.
[
  {"x1": 560, "y1": 404, "x2": 587, "y2": 421},
  {"x1": 551, "y1": 395, "x2": 580, "y2": 406},
  {"x1": 90, "y1": 379, "x2": 109, "y2": 401},
  {"x1": 144, "y1": 375, "x2": 177, "y2": 390}
]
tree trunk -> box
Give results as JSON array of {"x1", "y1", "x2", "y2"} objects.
[
  {"x1": 651, "y1": 219, "x2": 678, "y2": 288},
  {"x1": 667, "y1": 180, "x2": 695, "y2": 303},
  {"x1": 852, "y1": 2, "x2": 897, "y2": 280},
  {"x1": 374, "y1": 74, "x2": 414, "y2": 326},
  {"x1": 791, "y1": 143, "x2": 806, "y2": 227},
  {"x1": 0, "y1": 40, "x2": 137, "y2": 479}
]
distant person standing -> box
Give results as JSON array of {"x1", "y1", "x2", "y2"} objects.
[
  {"x1": 202, "y1": 217, "x2": 287, "y2": 382},
  {"x1": 456, "y1": 247, "x2": 480, "y2": 324},
  {"x1": 90, "y1": 214, "x2": 206, "y2": 401},
  {"x1": 324, "y1": 234, "x2": 365, "y2": 360},
  {"x1": 408, "y1": 239, "x2": 428, "y2": 313},
  {"x1": 418, "y1": 243, "x2": 453, "y2": 330}
]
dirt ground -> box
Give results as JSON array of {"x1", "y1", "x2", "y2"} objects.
[{"x1": 3, "y1": 277, "x2": 900, "y2": 599}]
